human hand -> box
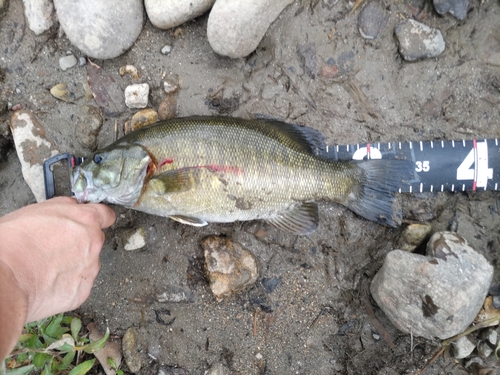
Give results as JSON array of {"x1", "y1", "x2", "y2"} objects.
[{"x1": 0, "y1": 197, "x2": 116, "y2": 322}]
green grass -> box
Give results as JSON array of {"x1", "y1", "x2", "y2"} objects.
[{"x1": 3, "y1": 314, "x2": 110, "y2": 375}]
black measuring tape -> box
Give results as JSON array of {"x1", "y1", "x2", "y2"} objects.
[
  {"x1": 43, "y1": 138, "x2": 500, "y2": 199},
  {"x1": 325, "y1": 139, "x2": 500, "y2": 193}
]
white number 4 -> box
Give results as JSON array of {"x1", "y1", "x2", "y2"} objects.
[
  {"x1": 415, "y1": 161, "x2": 430, "y2": 172},
  {"x1": 456, "y1": 141, "x2": 493, "y2": 189}
]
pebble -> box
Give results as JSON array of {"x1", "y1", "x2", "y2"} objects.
[
  {"x1": 371, "y1": 232, "x2": 493, "y2": 340},
  {"x1": 158, "y1": 96, "x2": 177, "y2": 120},
  {"x1": 123, "y1": 227, "x2": 146, "y2": 251},
  {"x1": 433, "y1": 0, "x2": 469, "y2": 20},
  {"x1": 201, "y1": 236, "x2": 260, "y2": 301},
  {"x1": 22, "y1": 0, "x2": 54, "y2": 35},
  {"x1": 75, "y1": 105, "x2": 103, "y2": 151},
  {"x1": 159, "y1": 366, "x2": 188, "y2": 375},
  {"x1": 59, "y1": 54, "x2": 77, "y2": 71},
  {"x1": 207, "y1": 0, "x2": 294, "y2": 58},
  {"x1": 78, "y1": 56, "x2": 86, "y2": 66},
  {"x1": 145, "y1": 0, "x2": 215, "y2": 30},
  {"x1": 358, "y1": 1, "x2": 387, "y2": 40},
  {"x1": 50, "y1": 83, "x2": 75, "y2": 102},
  {"x1": 9, "y1": 111, "x2": 60, "y2": 202},
  {"x1": 122, "y1": 327, "x2": 142, "y2": 373},
  {"x1": 394, "y1": 19, "x2": 445, "y2": 61},
  {"x1": 124, "y1": 83, "x2": 149, "y2": 109},
  {"x1": 163, "y1": 78, "x2": 179, "y2": 95},
  {"x1": 119, "y1": 65, "x2": 140, "y2": 81},
  {"x1": 398, "y1": 223, "x2": 432, "y2": 252},
  {"x1": 161, "y1": 45, "x2": 173, "y2": 55},
  {"x1": 157, "y1": 286, "x2": 195, "y2": 303},
  {"x1": 452, "y1": 336, "x2": 476, "y2": 359},
  {"x1": 477, "y1": 340, "x2": 493, "y2": 358},
  {"x1": 128, "y1": 109, "x2": 158, "y2": 133},
  {"x1": 53, "y1": 0, "x2": 144, "y2": 59}
]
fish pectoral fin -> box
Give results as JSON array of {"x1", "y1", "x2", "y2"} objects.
[
  {"x1": 151, "y1": 167, "x2": 216, "y2": 194},
  {"x1": 266, "y1": 202, "x2": 319, "y2": 235},
  {"x1": 169, "y1": 215, "x2": 208, "y2": 227}
]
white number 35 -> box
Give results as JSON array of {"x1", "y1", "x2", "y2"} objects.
[{"x1": 415, "y1": 161, "x2": 430, "y2": 172}]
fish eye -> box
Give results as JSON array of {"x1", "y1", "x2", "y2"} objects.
[{"x1": 93, "y1": 154, "x2": 103, "y2": 164}]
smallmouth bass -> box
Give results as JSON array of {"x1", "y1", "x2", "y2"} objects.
[{"x1": 72, "y1": 116, "x2": 413, "y2": 234}]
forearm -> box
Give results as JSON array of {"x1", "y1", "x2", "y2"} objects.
[{"x1": 0, "y1": 259, "x2": 28, "y2": 361}]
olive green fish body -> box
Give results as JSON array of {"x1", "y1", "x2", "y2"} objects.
[{"x1": 72, "y1": 116, "x2": 412, "y2": 234}]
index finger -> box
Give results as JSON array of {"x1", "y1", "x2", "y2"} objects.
[{"x1": 85, "y1": 203, "x2": 116, "y2": 229}]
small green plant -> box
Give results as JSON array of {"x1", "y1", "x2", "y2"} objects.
[
  {"x1": 4, "y1": 314, "x2": 109, "y2": 375},
  {"x1": 106, "y1": 358, "x2": 123, "y2": 375}
]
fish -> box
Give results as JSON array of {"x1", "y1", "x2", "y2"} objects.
[{"x1": 71, "y1": 116, "x2": 414, "y2": 234}]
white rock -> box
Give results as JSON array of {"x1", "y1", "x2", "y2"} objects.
[
  {"x1": 207, "y1": 0, "x2": 293, "y2": 58},
  {"x1": 53, "y1": 0, "x2": 144, "y2": 60},
  {"x1": 59, "y1": 54, "x2": 77, "y2": 71},
  {"x1": 9, "y1": 111, "x2": 60, "y2": 202},
  {"x1": 124, "y1": 83, "x2": 149, "y2": 109},
  {"x1": 160, "y1": 45, "x2": 172, "y2": 55},
  {"x1": 22, "y1": 0, "x2": 54, "y2": 35},
  {"x1": 145, "y1": 0, "x2": 215, "y2": 30},
  {"x1": 453, "y1": 336, "x2": 476, "y2": 359},
  {"x1": 124, "y1": 228, "x2": 146, "y2": 251}
]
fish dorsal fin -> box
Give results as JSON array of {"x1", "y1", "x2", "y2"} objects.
[
  {"x1": 169, "y1": 215, "x2": 208, "y2": 227},
  {"x1": 149, "y1": 167, "x2": 217, "y2": 194},
  {"x1": 266, "y1": 202, "x2": 319, "y2": 235},
  {"x1": 251, "y1": 118, "x2": 327, "y2": 156}
]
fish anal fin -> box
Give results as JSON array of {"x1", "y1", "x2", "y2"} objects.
[
  {"x1": 169, "y1": 215, "x2": 208, "y2": 227},
  {"x1": 266, "y1": 202, "x2": 319, "y2": 235}
]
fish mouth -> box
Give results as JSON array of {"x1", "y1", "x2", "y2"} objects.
[{"x1": 71, "y1": 167, "x2": 92, "y2": 203}]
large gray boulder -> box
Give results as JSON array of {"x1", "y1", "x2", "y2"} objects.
[
  {"x1": 371, "y1": 232, "x2": 493, "y2": 340},
  {"x1": 53, "y1": 0, "x2": 144, "y2": 60}
]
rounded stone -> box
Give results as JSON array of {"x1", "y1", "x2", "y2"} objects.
[
  {"x1": 371, "y1": 232, "x2": 493, "y2": 340},
  {"x1": 145, "y1": 0, "x2": 215, "y2": 30},
  {"x1": 158, "y1": 96, "x2": 177, "y2": 120},
  {"x1": 433, "y1": 0, "x2": 469, "y2": 20},
  {"x1": 358, "y1": 1, "x2": 387, "y2": 40},
  {"x1": 395, "y1": 19, "x2": 445, "y2": 61},
  {"x1": 129, "y1": 109, "x2": 158, "y2": 132},
  {"x1": 59, "y1": 54, "x2": 77, "y2": 71},
  {"x1": 207, "y1": 0, "x2": 294, "y2": 58},
  {"x1": 53, "y1": 0, "x2": 144, "y2": 60},
  {"x1": 122, "y1": 327, "x2": 142, "y2": 373}
]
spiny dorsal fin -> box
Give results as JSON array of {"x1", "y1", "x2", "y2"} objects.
[
  {"x1": 251, "y1": 118, "x2": 327, "y2": 156},
  {"x1": 266, "y1": 201, "x2": 319, "y2": 235}
]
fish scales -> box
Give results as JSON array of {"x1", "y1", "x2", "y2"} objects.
[
  {"x1": 128, "y1": 118, "x2": 355, "y2": 219},
  {"x1": 72, "y1": 116, "x2": 414, "y2": 234}
]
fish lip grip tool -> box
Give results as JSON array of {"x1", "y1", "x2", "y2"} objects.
[{"x1": 43, "y1": 153, "x2": 85, "y2": 200}]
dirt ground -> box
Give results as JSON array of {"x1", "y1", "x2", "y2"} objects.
[{"x1": 1, "y1": 0, "x2": 500, "y2": 374}]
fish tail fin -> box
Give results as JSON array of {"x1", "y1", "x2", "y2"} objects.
[{"x1": 344, "y1": 160, "x2": 414, "y2": 227}]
